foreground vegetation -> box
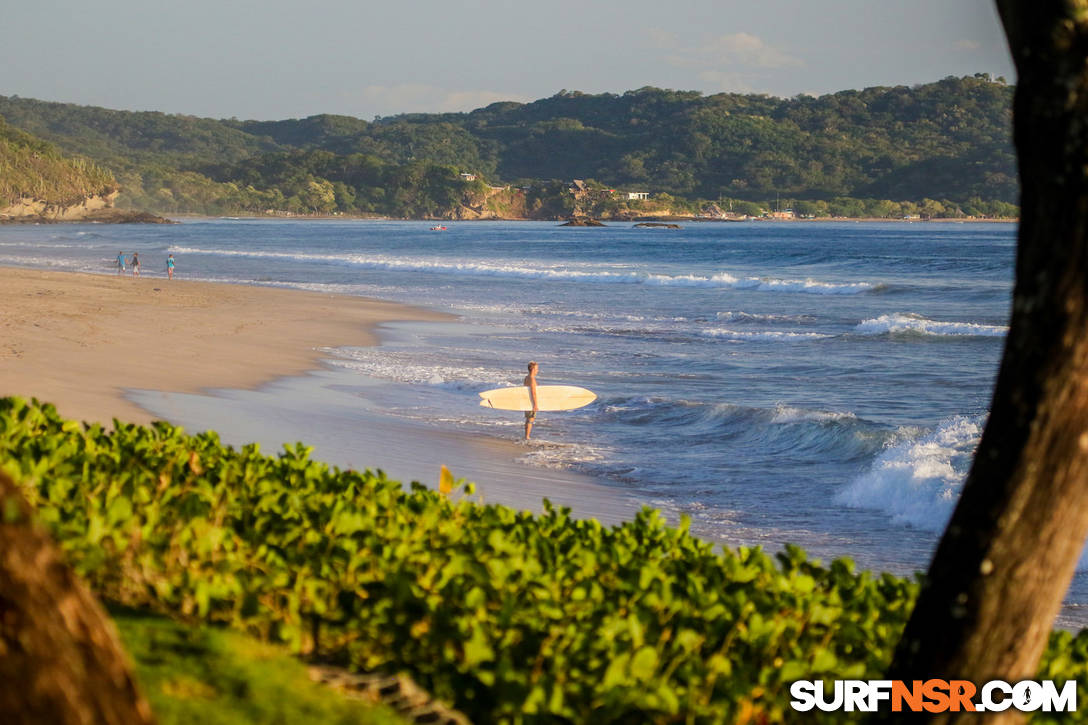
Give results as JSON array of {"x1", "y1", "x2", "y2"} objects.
[
  {"x1": 0, "y1": 76, "x2": 1016, "y2": 219},
  {"x1": 113, "y1": 609, "x2": 406, "y2": 725},
  {"x1": 1, "y1": 397, "x2": 1082, "y2": 722}
]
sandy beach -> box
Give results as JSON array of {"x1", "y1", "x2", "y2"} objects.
[
  {"x1": 0, "y1": 266, "x2": 450, "y2": 424},
  {"x1": 1, "y1": 265, "x2": 646, "y2": 525}
]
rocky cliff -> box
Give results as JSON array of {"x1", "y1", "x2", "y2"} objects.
[
  {"x1": 0, "y1": 191, "x2": 117, "y2": 220},
  {"x1": 0, "y1": 116, "x2": 136, "y2": 222}
]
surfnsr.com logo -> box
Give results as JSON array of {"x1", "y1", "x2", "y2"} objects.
[{"x1": 789, "y1": 680, "x2": 1077, "y2": 713}]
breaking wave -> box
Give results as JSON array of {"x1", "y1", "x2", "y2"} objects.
[
  {"x1": 167, "y1": 245, "x2": 879, "y2": 294},
  {"x1": 836, "y1": 415, "x2": 1088, "y2": 570},
  {"x1": 856, "y1": 313, "x2": 1007, "y2": 337},
  {"x1": 834, "y1": 416, "x2": 984, "y2": 530}
]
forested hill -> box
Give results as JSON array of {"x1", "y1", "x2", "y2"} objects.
[
  {"x1": 0, "y1": 114, "x2": 117, "y2": 212},
  {"x1": 375, "y1": 74, "x2": 1015, "y2": 202},
  {"x1": 0, "y1": 75, "x2": 1015, "y2": 216}
]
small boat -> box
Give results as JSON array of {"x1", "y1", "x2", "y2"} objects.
[{"x1": 430, "y1": 225, "x2": 447, "y2": 231}]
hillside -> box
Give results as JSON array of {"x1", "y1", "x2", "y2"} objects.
[
  {"x1": 0, "y1": 114, "x2": 118, "y2": 217},
  {"x1": 0, "y1": 75, "x2": 1017, "y2": 218},
  {"x1": 459, "y1": 76, "x2": 1015, "y2": 202}
]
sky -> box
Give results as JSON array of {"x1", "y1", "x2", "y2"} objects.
[{"x1": 2, "y1": 0, "x2": 1014, "y2": 121}]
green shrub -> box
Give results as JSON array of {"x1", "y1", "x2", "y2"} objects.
[{"x1": 1, "y1": 397, "x2": 1084, "y2": 723}]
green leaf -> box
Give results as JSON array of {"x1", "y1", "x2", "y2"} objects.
[
  {"x1": 463, "y1": 628, "x2": 494, "y2": 667},
  {"x1": 602, "y1": 653, "x2": 630, "y2": 690},
  {"x1": 630, "y1": 647, "x2": 658, "y2": 681},
  {"x1": 107, "y1": 495, "x2": 133, "y2": 525},
  {"x1": 810, "y1": 647, "x2": 838, "y2": 672}
]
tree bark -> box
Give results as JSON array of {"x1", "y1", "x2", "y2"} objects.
[
  {"x1": 0, "y1": 471, "x2": 154, "y2": 725},
  {"x1": 884, "y1": 2, "x2": 1088, "y2": 722}
]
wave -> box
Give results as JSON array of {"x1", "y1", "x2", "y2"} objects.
[
  {"x1": 456, "y1": 302, "x2": 698, "y2": 326},
  {"x1": 525, "y1": 319, "x2": 833, "y2": 344},
  {"x1": 700, "y1": 328, "x2": 832, "y2": 341},
  {"x1": 166, "y1": 245, "x2": 879, "y2": 294},
  {"x1": 716, "y1": 311, "x2": 820, "y2": 323},
  {"x1": 446, "y1": 303, "x2": 835, "y2": 343},
  {"x1": 837, "y1": 415, "x2": 1088, "y2": 570},
  {"x1": 769, "y1": 406, "x2": 858, "y2": 425},
  {"x1": 0, "y1": 240, "x2": 104, "y2": 249},
  {"x1": 599, "y1": 397, "x2": 881, "y2": 460},
  {"x1": 0, "y1": 254, "x2": 105, "y2": 272},
  {"x1": 325, "y1": 347, "x2": 512, "y2": 390},
  {"x1": 834, "y1": 415, "x2": 984, "y2": 530},
  {"x1": 856, "y1": 313, "x2": 1007, "y2": 337}
]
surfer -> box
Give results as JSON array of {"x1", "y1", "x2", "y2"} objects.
[{"x1": 524, "y1": 361, "x2": 539, "y2": 440}]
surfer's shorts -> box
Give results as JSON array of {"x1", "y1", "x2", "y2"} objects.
[{"x1": 524, "y1": 410, "x2": 537, "y2": 421}]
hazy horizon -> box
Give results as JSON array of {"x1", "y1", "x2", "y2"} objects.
[{"x1": 2, "y1": 0, "x2": 1014, "y2": 121}]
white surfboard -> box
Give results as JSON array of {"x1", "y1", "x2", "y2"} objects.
[{"x1": 478, "y1": 385, "x2": 596, "y2": 412}]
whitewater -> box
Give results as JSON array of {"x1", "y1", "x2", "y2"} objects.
[{"x1": 6, "y1": 218, "x2": 1083, "y2": 623}]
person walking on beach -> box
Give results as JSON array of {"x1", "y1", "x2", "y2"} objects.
[
  {"x1": 166, "y1": 254, "x2": 175, "y2": 280},
  {"x1": 130, "y1": 252, "x2": 140, "y2": 277},
  {"x1": 116, "y1": 251, "x2": 126, "y2": 275},
  {"x1": 524, "y1": 361, "x2": 539, "y2": 440}
]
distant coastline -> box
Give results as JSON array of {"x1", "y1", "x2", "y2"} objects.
[
  {"x1": 1, "y1": 77, "x2": 1017, "y2": 225},
  {"x1": 150, "y1": 211, "x2": 1019, "y2": 225}
]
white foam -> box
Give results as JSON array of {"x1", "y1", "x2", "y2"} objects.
[
  {"x1": 758, "y1": 277, "x2": 875, "y2": 294},
  {"x1": 166, "y1": 245, "x2": 878, "y2": 294},
  {"x1": 770, "y1": 405, "x2": 858, "y2": 424},
  {"x1": 326, "y1": 347, "x2": 510, "y2": 388},
  {"x1": 0, "y1": 254, "x2": 100, "y2": 272},
  {"x1": 717, "y1": 311, "x2": 817, "y2": 323},
  {"x1": 701, "y1": 328, "x2": 831, "y2": 341},
  {"x1": 839, "y1": 415, "x2": 1088, "y2": 571},
  {"x1": 262, "y1": 280, "x2": 388, "y2": 296},
  {"x1": 835, "y1": 416, "x2": 984, "y2": 530},
  {"x1": 856, "y1": 313, "x2": 1007, "y2": 337},
  {"x1": 517, "y1": 441, "x2": 608, "y2": 469},
  {"x1": 0, "y1": 241, "x2": 99, "y2": 249},
  {"x1": 391, "y1": 411, "x2": 522, "y2": 429},
  {"x1": 457, "y1": 303, "x2": 685, "y2": 326}
]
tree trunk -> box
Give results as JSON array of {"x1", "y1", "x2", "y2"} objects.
[
  {"x1": 884, "y1": 3, "x2": 1088, "y2": 722},
  {"x1": 0, "y1": 471, "x2": 154, "y2": 725}
]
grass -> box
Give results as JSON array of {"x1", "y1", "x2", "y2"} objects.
[{"x1": 111, "y1": 608, "x2": 409, "y2": 725}]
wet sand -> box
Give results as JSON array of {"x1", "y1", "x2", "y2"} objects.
[
  {"x1": 130, "y1": 370, "x2": 647, "y2": 526},
  {"x1": 0, "y1": 266, "x2": 449, "y2": 424},
  {"x1": 1, "y1": 266, "x2": 645, "y2": 525}
]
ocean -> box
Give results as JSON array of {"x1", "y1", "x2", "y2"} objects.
[{"x1": 4, "y1": 218, "x2": 1083, "y2": 624}]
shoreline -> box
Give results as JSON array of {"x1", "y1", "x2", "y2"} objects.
[
  {"x1": 103, "y1": 213, "x2": 1019, "y2": 225},
  {"x1": 0, "y1": 266, "x2": 451, "y2": 425},
  {"x1": 0, "y1": 265, "x2": 645, "y2": 527},
  {"x1": 129, "y1": 370, "x2": 648, "y2": 527}
]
